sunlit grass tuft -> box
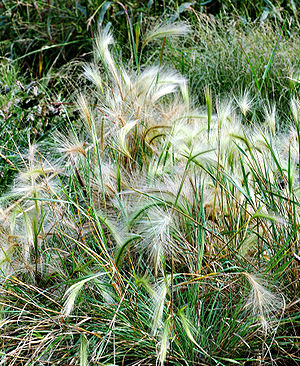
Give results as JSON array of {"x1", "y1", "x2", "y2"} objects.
[{"x1": 0, "y1": 18, "x2": 299, "y2": 366}]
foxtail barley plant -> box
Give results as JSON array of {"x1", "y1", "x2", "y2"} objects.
[{"x1": 0, "y1": 21, "x2": 299, "y2": 365}]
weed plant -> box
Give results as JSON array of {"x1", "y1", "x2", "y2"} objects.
[{"x1": 0, "y1": 20, "x2": 299, "y2": 366}]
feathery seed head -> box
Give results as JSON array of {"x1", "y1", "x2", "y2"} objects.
[
  {"x1": 143, "y1": 22, "x2": 191, "y2": 46},
  {"x1": 244, "y1": 273, "x2": 285, "y2": 333},
  {"x1": 62, "y1": 273, "x2": 105, "y2": 317},
  {"x1": 236, "y1": 90, "x2": 254, "y2": 116},
  {"x1": 152, "y1": 275, "x2": 171, "y2": 334},
  {"x1": 83, "y1": 63, "x2": 103, "y2": 93},
  {"x1": 117, "y1": 120, "x2": 137, "y2": 158},
  {"x1": 137, "y1": 207, "x2": 173, "y2": 275},
  {"x1": 149, "y1": 69, "x2": 187, "y2": 105},
  {"x1": 291, "y1": 97, "x2": 300, "y2": 127},
  {"x1": 77, "y1": 93, "x2": 94, "y2": 129},
  {"x1": 94, "y1": 27, "x2": 122, "y2": 91},
  {"x1": 158, "y1": 316, "x2": 171, "y2": 366},
  {"x1": 286, "y1": 126, "x2": 299, "y2": 162},
  {"x1": 216, "y1": 99, "x2": 232, "y2": 126},
  {"x1": 264, "y1": 103, "x2": 277, "y2": 134},
  {"x1": 55, "y1": 131, "x2": 86, "y2": 167},
  {"x1": 94, "y1": 27, "x2": 114, "y2": 61}
]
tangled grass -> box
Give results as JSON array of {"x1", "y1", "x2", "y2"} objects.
[
  {"x1": 164, "y1": 14, "x2": 300, "y2": 121},
  {"x1": 0, "y1": 22, "x2": 299, "y2": 365}
]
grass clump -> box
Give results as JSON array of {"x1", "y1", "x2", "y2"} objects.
[
  {"x1": 164, "y1": 15, "x2": 300, "y2": 121},
  {"x1": 0, "y1": 18, "x2": 299, "y2": 366}
]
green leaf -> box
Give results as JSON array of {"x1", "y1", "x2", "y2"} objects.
[
  {"x1": 80, "y1": 334, "x2": 88, "y2": 366},
  {"x1": 260, "y1": 22, "x2": 285, "y2": 90}
]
